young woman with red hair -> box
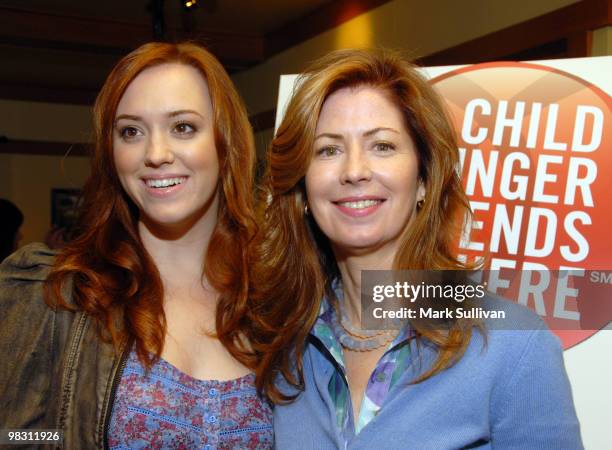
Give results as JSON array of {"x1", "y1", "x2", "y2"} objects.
[
  {"x1": 0, "y1": 42, "x2": 272, "y2": 449},
  {"x1": 251, "y1": 48, "x2": 582, "y2": 449}
]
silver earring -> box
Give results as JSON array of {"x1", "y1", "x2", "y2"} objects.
[
  {"x1": 417, "y1": 199, "x2": 425, "y2": 210},
  {"x1": 304, "y1": 203, "x2": 309, "y2": 215}
]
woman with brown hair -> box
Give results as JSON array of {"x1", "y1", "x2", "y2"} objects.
[
  {"x1": 251, "y1": 48, "x2": 582, "y2": 448},
  {"x1": 0, "y1": 42, "x2": 272, "y2": 449}
]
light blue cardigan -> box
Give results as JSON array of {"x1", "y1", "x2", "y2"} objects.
[{"x1": 273, "y1": 298, "x2": 583, "y2": 449}]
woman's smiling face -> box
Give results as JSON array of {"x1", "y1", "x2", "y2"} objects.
[
  {"x1": 113, "y1": 63, "x2": 220, "y2": 234},
  {"x1": 305, "y1": 85, "x2": 425, "y2": 258}
]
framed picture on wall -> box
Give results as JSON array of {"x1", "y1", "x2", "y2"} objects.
[{"x1": 51, "y1": 188, "x2": 81, "y2": 231}]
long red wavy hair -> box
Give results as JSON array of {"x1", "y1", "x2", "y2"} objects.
[
  {"x1": 251, "y1": 48, "x2": 483, "y2": 403},
  {"x1": 44, "y1": 42, "x2": 257, "y2": 367}
]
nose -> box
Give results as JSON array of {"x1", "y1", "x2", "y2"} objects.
[
  {"x1": 340, "y1": 146, "x2": 372, "y2": 184},
  {"x1": 144, "y1": 131, "x2": 174, "y2": 167}
]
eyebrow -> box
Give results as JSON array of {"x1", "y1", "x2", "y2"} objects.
[
  {"x1": 314, "y1": 132, "x2": 343, "y2": 141},
  {"x1": 114, "y1": 109, "x2": 204, "y2": 123},
  {"x1": 314, "y1": 127, "x2": 400, "y2": 141},
  {"x1": 363, "y1": 127, "x2": 400, "y2": 137}
]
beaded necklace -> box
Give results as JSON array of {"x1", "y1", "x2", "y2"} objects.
[{"x1": 331, "y1": 297, "x2": 398, "y2": 352}]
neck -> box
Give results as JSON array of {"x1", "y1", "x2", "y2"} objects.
[
  {"x1": 334, "y1": 244, "x2": 396, "y2": 327},
  {"x1": 139, "y1": 204, "x2": 218, "y2": 289}
]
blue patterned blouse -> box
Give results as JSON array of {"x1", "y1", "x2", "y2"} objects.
[
  {"x1": 107, "y1": 348, "x2": 273, "y2": 449},
  {"x1": 313, "y1": 283, "x2": 415, "y2": 437}
]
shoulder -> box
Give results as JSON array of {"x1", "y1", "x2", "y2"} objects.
[
  {"x1": 0, "y1": 242, "x2": 57, "y2": 283},
  {"x1": 462, "y1": 295, "x2": 574, "y2": 413},
  {"x1": 479, "y1": 293, "x2": 546, "y2": 330},
  {"x1": 462, "y1": 294, "x2": 564, "y2": 368},
  {"x1": 0, "y1": 243, "x2": 58, "y2": 315}
]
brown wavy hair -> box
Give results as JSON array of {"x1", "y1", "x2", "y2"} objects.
[
  {"x1": 44, "y1": 42, "x2": 257, "y2": 367},
  {"x1": 251, "y1": 48, "x2": 483, "y2": 403}
]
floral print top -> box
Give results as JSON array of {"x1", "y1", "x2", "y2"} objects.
[
  {"x1": 108, "y1": 348, "x2": 273, "y2": 450},
  {"x1": 312, "y1": 283, "x2": 415, "y2": 438}
]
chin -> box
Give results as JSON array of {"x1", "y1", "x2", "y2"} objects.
[
  {"x1": 141, "y1": 208, "x2": 193, "y2": 227},
  {"x1": 329, "y1": 228, "x2": 402, "y2": 257},
  {"x1": 333, "y1": 237, "x2": 386, "y2": 253}
]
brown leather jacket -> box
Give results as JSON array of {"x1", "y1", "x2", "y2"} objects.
[{"x1": 0, "y1": 243, "x2": 128, "y2": 449}]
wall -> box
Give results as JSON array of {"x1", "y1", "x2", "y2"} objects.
[
  {"x1": 0, "y1": 99, "x2": 92, "y2": 143},
  {"x1": 0, "y1": 99, "x2": 92, "y2": 244},
  {"x1": 230, "y1": 0, "x2": 585, "y2": 152},
  {"x1": 0, "y1": 153, "x2": 90, "y2": 245},
  {"x1": 592, "y1": 25, "x2": 612, "y2": 55}
]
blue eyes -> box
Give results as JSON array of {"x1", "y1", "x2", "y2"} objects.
[{"x1": 117, "y1": 122, "x2": 197, "y2": 141}]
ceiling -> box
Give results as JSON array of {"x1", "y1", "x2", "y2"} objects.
[
  {"x1": 2, "y1": 0, "x2": 603, "y2": 110},
  {"x1": 0, "y1": 0, "x2": 389, "y2": 105},
  {"x1": 0, "y1": 0, "x2": 334, "y2": 34}
]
